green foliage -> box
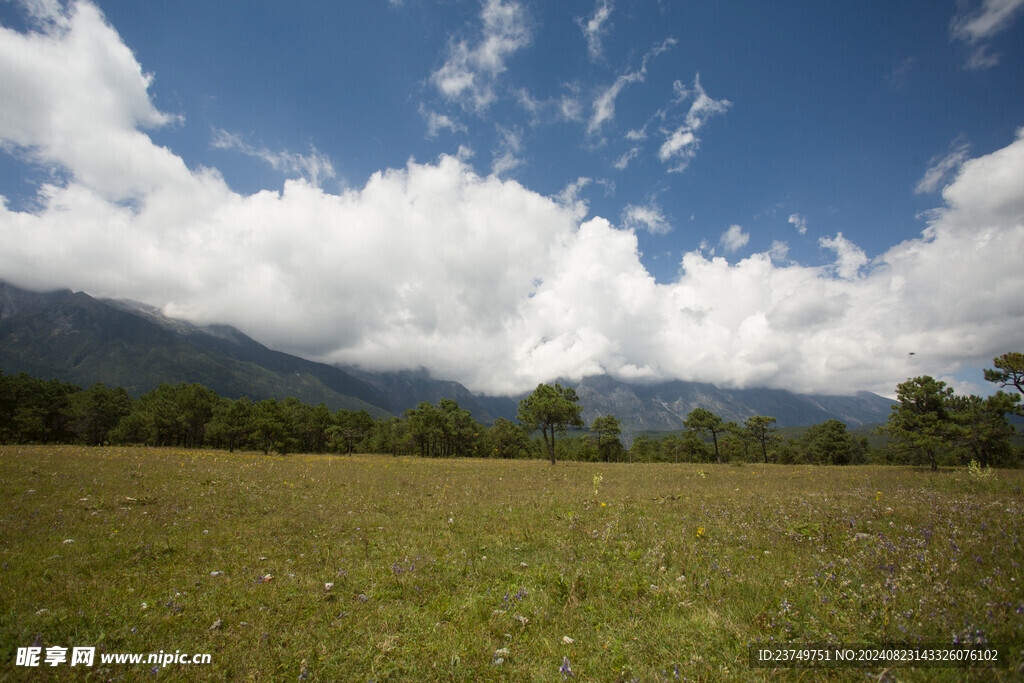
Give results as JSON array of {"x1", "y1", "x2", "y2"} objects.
[
  {"x1": 249, "y1": 398, "x2": 293, "y2": 455},
  {"x1": 590, "y1": 414, "x2": 623, "y2": 462},
  {"x1": 0, "y1": 371, "x2": 78, "y2": 444},
  {"x1": 684, "y1": 407, "x2": 725, "y2": 463},
  {"x1": 402, "y1": 399, "x2": 481, "y2": 458},
  {"x1": 880, "y1": 376, "x2": 956, "y2": 471},
  {"x1": 516, "y1": 383, "x2": 584, "y2": 465},
  {"x1": 330, "y1": 408, "x2": 377, "y2": 455},
  {"x1": 482, "y1": 417, "x2": 529, "y2": 459},
  {"x1": 790, "y1": 419, "x2": 864, "y2": 465},
  {"x1": 743, "y1": 415, "x2": 780, "y2": 463},
  {"x1": 984, "y1": 351, "x2": 1024, "y2": 395},
  {"x1": 66, "y1": 383, "x2": 131, "y2": 446},
  {"x1": 879, "y1": 375, "x2": 1021, "y2": 471},
  {"x1": 948, "y1": 392, "x2": 1021, "y2": 468},
  {"x1": 205, "y1": 396, "x2": 253, "y2": 452}
]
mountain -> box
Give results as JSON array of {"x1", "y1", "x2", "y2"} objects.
[
  {"x1": 0, "y1": 282, "x2": 390, "y2": 415},
  {"x1": 569, "y1": 375, "x2": 893, "y2": 434},
  {"x1": 341, "y1": 366, "x2": 519, "y2": 424},
  {"x1": 0, "y1": 281, "x2": 894, "y2": 431}
]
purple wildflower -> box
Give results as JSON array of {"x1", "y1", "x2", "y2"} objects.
[{"x1": 560, "y1": 656, "x2": 574, "y2": 677}]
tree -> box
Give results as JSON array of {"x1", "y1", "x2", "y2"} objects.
[
  {"x1": 249, "y1": 398, "x2": 292, "y2": 455},
  {"x1": 67, "y1": 383, "x2": 131, "y2": 445},
  {"x1": 984, "y1": 352, "x2": 1024, "y2": 395},
  {"x1": 795, "y1": 419, "x2": 855, "y2": 465},
  {"x1": 332, "y1": 409, "x2": 376, "y2": 455},
  {"x1": 0, "y1": 372, "x2": 77, "y2": 444},
  {"x1": 744, "y1": 415, "x2": 779, "y2": 463},
  {"x1": 206, "y1": 396, "x2": 253, "y2": 452},
  {"x1": 628, "y1": 433, "x2": 658, "y2": 463},
  {"x1": 517, "y1": 383, "x2": 584, "y2": 465},
  {"x1": 679, "y1": 431, "x2": 711, "y2": 462},
  {"x1": 684, "y1": 408, "x2": 726, "y2": 463},
  {"x1": 590, "y1": 414, "x2": 622, "y2": 462},
  {"x1": 948, "y1": 392, "x2": 1021, "y2": 467},
  {"x1": 880, "y1": 376, "x2": 957, "y2": 471},
  {"x1": 485, "y1": 417, "x2": 529, "y2": 459}
]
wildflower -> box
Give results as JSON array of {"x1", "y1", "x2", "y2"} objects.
[
  {"x1": 562, "y1": 636, "x2": 574, "y2": 644},
  {"x1": 697, "y1": 526, "x2": 705, "y2": 538},
  {"x1": 560, "y1": 656, "x2": 574, "y2": 677}
]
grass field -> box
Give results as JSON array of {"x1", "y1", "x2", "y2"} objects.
[{"x1": 1, "y1": 446, "x2": 1022, "y2": 681}]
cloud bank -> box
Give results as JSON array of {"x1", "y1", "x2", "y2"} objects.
[{"x1": 1, "y1": 1, "x2": 1023, "y2": 398}]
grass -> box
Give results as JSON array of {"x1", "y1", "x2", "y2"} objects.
[{"x1": 1, "y1": 446, "x2": 1022, "y2": 681}]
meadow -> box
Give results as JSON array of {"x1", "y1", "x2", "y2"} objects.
[{"x1": 1, "y1": 445, "x2": 1022, "y2": 681}]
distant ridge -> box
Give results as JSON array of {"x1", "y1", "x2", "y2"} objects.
[
  {"x1": 0, "y1": 281, "x2": 390, "y2": 415},
  {"x1": 0, "y1": 281, "x2": 893, "y2": 429}
]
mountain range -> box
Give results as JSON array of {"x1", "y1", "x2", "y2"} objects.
[{"x1": 0, "y1": 281, "x2": 894, "y2": 433}]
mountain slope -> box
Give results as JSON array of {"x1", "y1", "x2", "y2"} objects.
[
  {"x1": 0, "y1": 282, "x2": 390, "y2": 415},
  {"x1": 341, "y1": 366, "x2": 519, "y2": 423},
  {"x1": 570, "y1": 375, "x2": 893, "y2": 433}
]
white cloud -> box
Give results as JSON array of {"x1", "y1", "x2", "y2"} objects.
[
  {"x1": 720, "y1": 224, "x2": 749, "y2": 252},
  {"x1": 577, "y1": 0, "x2": 613, "y2": 62},
  {"x1": 818, "y1": 232, "x2": 867, "y2": 280},
  {"x1": 430, "y1": 0, "x2": 531, "y2": 112},
  {"x1": 0, "y1": 0, "x2": 184, "y2": 201},
  {"x1": 1, "y1": 1, "x2": 1023, "y2": 400},
  {"x1": 588, "y1": 38, "x2": 675, "y2": 136},
  {"x1": 211, "y1": 129, "x2": 336, "y2": 189},
  {"x1": 420, "y1": 106, "x2": 468, "y2": 138},
  {"x1": 554, "y1": 177, "x2": 591, "y2": 216},
  {"x1": 915, "y1": 138, "x2": 971, "y2": 194},
  {"x1": 657, "y1": 74, "x2": 730, "y2": 172},
  {"x1": 512, "y1": 83, "x2": 585, "y2": 125},
  {"x1": 622, "y1": 202, "x2": 670, "y2": 234},
  {"x1": 788, "y1": 213, "x2": 807, "y2": 235},
  {"x1": 490, "y1": 124, "x2": 524, "y2": 177},
  {"x1": 612, "y1": 146, "x2": 639, "y2": 170},
  {"x1": 950, "y1": 0, "x2": 1024, "y2": 69}
]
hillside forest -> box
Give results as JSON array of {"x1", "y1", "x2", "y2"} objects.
[{"x1": 1, "y1": 353, "x2": 1021, "y2": 469}]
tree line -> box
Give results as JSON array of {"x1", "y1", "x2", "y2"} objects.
[{"x1": 0, "y1": 353, "x2": 1020, "y2": 467}]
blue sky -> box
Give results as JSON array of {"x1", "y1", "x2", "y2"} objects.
[{"x1": 0, "y1": 0, "x2": 1022, "y2": 397}]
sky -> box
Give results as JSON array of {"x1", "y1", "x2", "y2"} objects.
[{"x1": 0, "y1": 0, "x2": 1022, "y2": 398}]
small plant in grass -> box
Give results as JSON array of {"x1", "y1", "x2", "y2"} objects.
[{"x1": 967, "y1": 458, "x2": 995, "y2": 481}]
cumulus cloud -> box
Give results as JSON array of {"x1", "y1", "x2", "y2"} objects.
[
  {"x1": 1, "y1": 1, "x2": 1023, "y2": 399},
  {"x1": 819, "y1": 232, "x2": 867, "y2": 279},
  {"x1": 430, "y1": 0, "x2": 531, "y2": 112},
  {"x1": 950, "y1": 0, "x2": 1024, "y2": 69},
  {"x1": 622, "y1": 202, "x2": 671, "y2": 234},
  {"x1": 0, "y1": 0, "x2": 184, "y2": 201},
  {"x1": 577, "y1": 0, "x2": 613, "y2": 62},
  {"x1": 720, "y1": 224, "x2": 750, "y2": 252}
]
